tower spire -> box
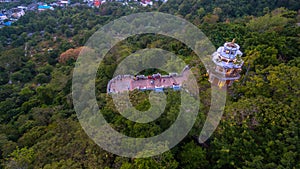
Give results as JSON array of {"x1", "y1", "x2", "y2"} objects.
[{"x1": 231, "y1": 38, "x2": 235, "y2": 44}]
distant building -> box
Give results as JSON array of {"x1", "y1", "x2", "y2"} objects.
[
  {"x1": 11, "y1": 8, "x2": 25, "y2": 18},
  {"x1": 4, "y1": 21, "x2": 12, "y2": 26},
  {"x1": 38, "y1": 4, "x2": 54, "y2": 11},
  {"x1": 58, "y1": 0, "x2": 70, "y2": 7},
  {"x1": 94, "y1": 0, "x2": 101, "y2": 7},
  {"x1": 17, "y1": 6, "x2": 28, "y2": 10},
  {"x1": 140, "y1": 0, "x2": 152, "y2": 7},
  {"x1": 0, "y1": 13, "x2": 8, "y2": 20},
  {"x1": 27, "y1": 3, "x2": 38, "y2": 11},
  {"x1": 0, "y1": 0, "x2": 14, "y2": 2},
  {"x1": 50, "y1": 2, "x2": 59, "y2": 7}
]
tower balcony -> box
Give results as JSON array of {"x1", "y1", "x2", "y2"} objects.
[
  {"x1": 212, "y1": 52, "x2": 244, "y2": 69},
  {"x1": 209, "y1": 71, "x2": 241, "y2": 81}
]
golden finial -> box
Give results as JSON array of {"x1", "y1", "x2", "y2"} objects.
[{"x1": 231, "y1": 38, "x2": 235, "y2": 44}]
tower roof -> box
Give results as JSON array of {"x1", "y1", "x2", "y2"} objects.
[{"x1": 212, "y1": 40, "x2": 244, "y2": 69}]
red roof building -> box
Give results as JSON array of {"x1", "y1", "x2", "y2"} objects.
[{"x1": 94, "y1": 0, "x2": 101, "y2": 7}]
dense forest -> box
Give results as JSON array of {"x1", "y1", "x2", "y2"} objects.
[{"x1": 0, "y1": 0, "x2": 299, "y2": 168}]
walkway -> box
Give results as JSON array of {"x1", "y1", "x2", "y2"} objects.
[{"x1": 107, "y1": 66, "x2": 190, "y2": 93}]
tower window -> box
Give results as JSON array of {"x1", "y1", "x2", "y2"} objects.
[{"x1": 216, "y1": 66, "x2": 224, "y2": 72}]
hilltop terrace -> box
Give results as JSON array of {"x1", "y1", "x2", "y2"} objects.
[{"x1": 107, "y1": 66, "x2": 190, "y2": 93}]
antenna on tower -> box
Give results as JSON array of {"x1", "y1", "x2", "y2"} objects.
[{"x1": 231, "y1": 38, "x2": 235, "y2": 44}]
